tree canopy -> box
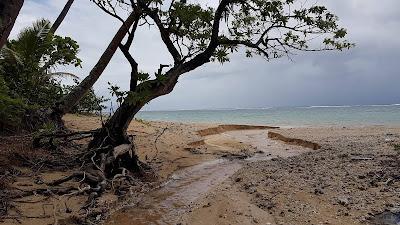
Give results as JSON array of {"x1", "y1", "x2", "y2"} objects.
[{"x1": 86, "y1": 0, "x2": 352, "y2": 110}]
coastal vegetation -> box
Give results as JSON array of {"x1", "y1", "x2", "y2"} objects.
[
  {"x1": 0, "y1": 19, "x2": 107, "y2": 132},
  {"x1": 0, "y1": 0, "x2": 354, "y2": 224}
]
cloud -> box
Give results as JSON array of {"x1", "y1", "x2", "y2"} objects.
[{"x1": 11, "y1": 0, "x2": 400, "y2": 110}]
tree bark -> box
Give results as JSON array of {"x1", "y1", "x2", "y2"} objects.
[
  {"x1": 90, "y1": 102, "x2": 143, "y2": 147},
  {"x1": 49, "y1": 0, "x2": 74, "y2": 34},
  {"x1": 0, "y1": 0, "x2": 24, "y2": 49},
  {"x1": 57, "y1": 11, "x2": 140, "y2": 115},
  {"x1": 87, "y1": 101, "x2": 144, "y2": 178},
  {"x1": 90, "y1": 71, "x2": 180, "y2": 148},
  {"x1": 87, "y1": 71, "x2": 180, "y2": 178}
]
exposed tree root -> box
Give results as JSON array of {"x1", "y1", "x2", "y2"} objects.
[
  {"x1": 45, "y1": 133, "x2": 153, "y2": 200},
  {"x1": 33, "y1": 129, "x2": 98, "y2": 149},
  {"x1": 1, "y1": 123, "x2": 158, "y2": 224}
]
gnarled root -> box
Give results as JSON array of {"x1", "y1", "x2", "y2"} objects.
[
  {"x1": 47, "y1": 138, "x2": 148, "y2": 198},
  {"x1": 33, "y1": 130, "x2": 98, "y2": 149}
]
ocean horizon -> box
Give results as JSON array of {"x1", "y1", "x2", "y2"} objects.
[{"x1": 136, "y1": 104, "x2": 400, "y2": 127}]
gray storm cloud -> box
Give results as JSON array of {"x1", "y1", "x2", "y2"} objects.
[{"x1": 11, "y1": 0, "x2": 400, "y2": 110}]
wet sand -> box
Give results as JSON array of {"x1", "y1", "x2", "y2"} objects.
[{"x1": 107, "y1": 130, "x2": 310, "y2": 225}]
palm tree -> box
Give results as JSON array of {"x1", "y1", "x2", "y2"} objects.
[{"x1": 0, "y1": 19, "x2": 81, "y2": 107}]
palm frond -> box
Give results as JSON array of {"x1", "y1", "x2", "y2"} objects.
[
  {"x1": 35, "y1": 19, "x2": 52, "y2": 41},
  {"x1": 0, "y1": 46, "x2": 23, "y2": 65},
  {"x1": 11, "y1": 19, "x2": 53, "y2": 65},
  {"x1": 46, "y1": 72, "x2": 80, "y2": 79}
]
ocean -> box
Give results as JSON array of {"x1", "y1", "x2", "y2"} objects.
[{"x1": 136, "y1": 104, "x2": 400, "y2": 127}]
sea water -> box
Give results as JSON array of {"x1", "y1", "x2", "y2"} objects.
[{"x1": 136, "y1": 104, "x2": 400, "y2": 127}]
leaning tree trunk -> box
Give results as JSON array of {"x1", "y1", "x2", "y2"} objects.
[
  {"x1": 27, "y1": 11, "x2": 140, "y2": 131},
  {"x1": 90, "y1": 102, "x2": 143, "y2": 148},
  {"x1": 88, "y1": 73, "x2": 180, "y2": 178},
  {"x1": 49, "y1": 0, "x2": 74, "y2": 34},
  {"x1": 0, "y1": 0, "x2": 24, "y2": 49},
  {"x1": 88, "y1": 101, "x2": 144, "y2": 178},
  {"x1": 57, "y1": 11, "x2": 139, "y2": 116}
]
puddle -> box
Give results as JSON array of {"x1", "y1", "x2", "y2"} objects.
[{"x1": 106, "y1": 130, "x2": 309, "y2": 225}]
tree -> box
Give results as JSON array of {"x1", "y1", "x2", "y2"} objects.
[
  {"x1": 49, "y1": 0, "x2": 352, "y2": 189},
  {"x1": 1, "y1": 19, "x2": 109, "y2": 132},
  {"x1": 49, "y1": 0, "x2": 75, "y2": 34},
  {"x1": 0, "y1": 0, "x2": 24, "y2": 49},
  {"x1": 53, "y1": 11, "x2": 140, "y2": 121},
  {"x1": 0, "y1": 19, "x2": 82, "y2": 130}
]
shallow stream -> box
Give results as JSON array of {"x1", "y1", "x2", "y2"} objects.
[{"x1": 106, "y1": 130, "x2": 308, "y2": 225}]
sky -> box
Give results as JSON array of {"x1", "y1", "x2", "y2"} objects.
[{"x1": 10, "y1": 0, "x2": 400, "y2": 110}]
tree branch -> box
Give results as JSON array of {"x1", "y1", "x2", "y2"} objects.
[
  {"x1": 119, "y1": 17, "x2": 140, "y2": 91},
  {"x1": 59, "y1": 10, "x2": 141, "y2": 114},
  {"x1": 119, "y1": 44, "x2": 138, "y2": 91},
  {"x1": 219, "y1": 38, "x2": 270, "y2": 58},
  {"x1": 176, "y1": 0, "x2": 232, "y2": 75},
  {"x1": 139, "y1": 1, "x2": 182, "y2": 64},
  {"x1": 93, "y1": 1, "x2": 126, "y2": 25}
]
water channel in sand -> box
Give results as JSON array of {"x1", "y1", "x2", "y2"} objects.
[{"x1": 106, "y1": 130, "x2": 309, "y2": 225}]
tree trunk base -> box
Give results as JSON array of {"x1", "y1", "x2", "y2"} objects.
[{"x1": 48, "y1": 129, "x2": 151, "y2": 198}]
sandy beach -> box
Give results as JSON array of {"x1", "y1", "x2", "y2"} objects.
[
  {"x1": 3, "y1": 0, "x2": 399, "y2": 224},
  {"x1": 1, "y1": 114, "x2": 400, "y2": 225}
]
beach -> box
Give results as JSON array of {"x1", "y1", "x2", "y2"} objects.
[
  {"x1": 1, "y1": 114, "x2": 400, "y2": 225},
  {"x1": 180, "y1": 126, "x2": 400, "y2": 225}
]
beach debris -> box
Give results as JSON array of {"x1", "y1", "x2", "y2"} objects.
[
  {"x1": 314, "y1": 188, "x2": 324, "y2": 195},
  {"x1": 337, "y1": 196, "x2": 350, "y2": 206},
  {"x1": 220, "y1": 149, "x2": 253, "y2": 160},
  {"x1": 202, "y1": 202, "x2": 211, "y2": 208},
  {"x1": 184, "y1": 147, "x2": 203, "y2": 155}
]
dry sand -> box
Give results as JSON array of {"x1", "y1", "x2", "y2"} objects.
[{"x1": 1, "y1": 115, "x2": 400, "y2": 225}]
